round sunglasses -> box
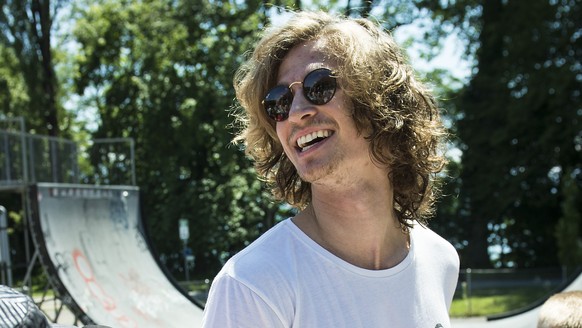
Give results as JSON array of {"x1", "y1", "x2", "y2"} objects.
[{"x1": 262, "y1": 68, "x2": 337, "y2": 122}]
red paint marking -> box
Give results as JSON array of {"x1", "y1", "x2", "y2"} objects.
[{"x1": 72, "y1": 249, "x2": 137, "y2": 327}]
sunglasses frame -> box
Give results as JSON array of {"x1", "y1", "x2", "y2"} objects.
[{"x1": 262, "y1": 68, "x2": 337, "y2": 122}]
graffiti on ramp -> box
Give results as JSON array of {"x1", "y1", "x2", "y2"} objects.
[{"x1": 29, "y1": 183, "x2": 204, "y2": 328}]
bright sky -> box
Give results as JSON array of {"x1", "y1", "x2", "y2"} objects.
[{"x1": 393, "y1": 23, "x2": 473, "y2": 86}]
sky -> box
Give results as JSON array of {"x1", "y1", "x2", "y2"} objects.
[{"x1": 394, "y1": 24, "x2": 473, "y2": 84}]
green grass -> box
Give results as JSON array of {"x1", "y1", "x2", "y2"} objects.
[
  {"x1": 450, "y1": 286, "x2": 553, "y2": 317},
  {"x1": 180, "y1": 280, "x2": 211, "y2": 293},
  {"x1": 20, "y1": 276, "x2": 556, "y2": 318}
]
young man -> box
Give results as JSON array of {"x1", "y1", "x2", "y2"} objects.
[{"x1": 202, "y1": 11, "x2": 460, "y2": 327}]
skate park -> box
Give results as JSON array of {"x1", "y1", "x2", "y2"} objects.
[
  {"x1": 1, "y1": 118, "x2": 581, "y2": 327},
  {"x1": 0, "y1": 118, "x2": 204, "y2": 327}
]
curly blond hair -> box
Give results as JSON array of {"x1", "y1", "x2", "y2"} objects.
[
  {"x1": 538, "y1": 291, "x2": 582, "y2": 328},
  {"x1": 232, "y1": 11, "x2": 448, "y2": 227}
]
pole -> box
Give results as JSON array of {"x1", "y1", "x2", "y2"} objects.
[
  {"x1": 467, "y1": 268, "x2": 472, "y2": 315},
  {"x1": 184, "y1": 241, "x2": 190, "y2": 282},
  {"x1": 179, "y1": 219, "x2": 190, "y2": 282},
  {"x1": 0, "y1": 206, "x2": 13, "y2": 286}
]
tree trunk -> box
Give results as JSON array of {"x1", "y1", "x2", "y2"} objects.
[
  {"x1": 32, "y1": 0, "x2": 59, "y2": 137},
  {"x1": 457, "y1": 0, "x2": 505, "y2": 268}
]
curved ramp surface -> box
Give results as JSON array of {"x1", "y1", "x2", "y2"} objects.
[
  {"x1": 451, "y1": 272, "x2": 582, "y2": 328},
  {"x1": 29, "y1": 183, "x2": 203, "y2": 327}
]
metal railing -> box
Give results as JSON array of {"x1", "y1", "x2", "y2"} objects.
[
  {"x1": 0, "y1": 117, "x2": 136, "y2": 187},
  {"x1": 1, "y1": 130, "x2": 80, "y2": 185}
]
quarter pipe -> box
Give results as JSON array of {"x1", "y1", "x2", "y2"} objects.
[{"x1": 28, "y1": 183, "x2": 204, "y2": 327}]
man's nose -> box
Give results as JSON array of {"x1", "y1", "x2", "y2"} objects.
[{"x1": 287, "y1": 85, "x2": 316, "y2": 122}]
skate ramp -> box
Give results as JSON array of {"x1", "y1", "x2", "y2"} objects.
[
  {"x1": 451, "y1": 271, "x2": 582, "y2": 328},
  {"x1": 29, "y1": 183, "x2": 203, "y2": 327}
]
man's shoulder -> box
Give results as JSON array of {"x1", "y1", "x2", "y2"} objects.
[
  {"x1": 219, "y1": 219, "x2": 299, "y2": 281},
  {"x1": 412, "y1": 224, "x2": 454, "y2": 249},
  {"x1": 411, "y1": 223, "x2": 459, "y2": 266},
  {"x1": 210, "y1": 219, "x2": 302, "y2": 304}
]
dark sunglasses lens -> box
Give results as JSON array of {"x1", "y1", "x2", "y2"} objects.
[
  {"x1": 264, "y1": 86, "x2": 293, "y2": 122},
  {"x1": 304, "y1": 68, "x2": 336, "y2": 105}
]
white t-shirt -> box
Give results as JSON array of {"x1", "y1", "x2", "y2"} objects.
[{"x1": 202, "y1": 219, "x2": 459, "y2": 328}]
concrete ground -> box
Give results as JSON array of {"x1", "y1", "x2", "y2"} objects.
[{"x1": 34, "y1": 296, "x2": 81, "y2": 327}]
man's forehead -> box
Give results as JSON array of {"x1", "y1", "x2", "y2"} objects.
[{"x1": 276, "y1": 41, "x2": 334, "y2": 82}]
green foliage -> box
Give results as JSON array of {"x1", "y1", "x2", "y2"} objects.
[
  {"x1": 555, "y1": 169, "x2": 582, "y2": 268},
  {"x1": 3, "y1": 0, "x2": 579, "y2": 278},
  {"x1": 71, "y1": 0, "x2": 287, "y2": 277},
  {"x1": 440, "y1": 0, "x2": 582, "y2": 267},
  {"x1": 0, "y1": 0, "x2": 70, "y2": 136},
  {"x1": 0, "y1": 45, "x2": 30, "y2": 116}
]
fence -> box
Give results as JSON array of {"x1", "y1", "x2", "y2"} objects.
[
  {"x1": 0, "y1": 129, "x2": 79, "y2": 186},
  {"x1": 453, "y1": 267, "x2": 570, "y2": 317},
  {"x1": 0, "y1": 117, "x2": 135, "y2": 187}
]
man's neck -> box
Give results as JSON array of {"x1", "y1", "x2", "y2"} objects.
[{"x1": 292, "y1": 175, "x2": 410, "y2": 270}]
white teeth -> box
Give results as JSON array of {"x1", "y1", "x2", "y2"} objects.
[{"x1": 297, "y1": 130, "x2": 331, "y2": 150}]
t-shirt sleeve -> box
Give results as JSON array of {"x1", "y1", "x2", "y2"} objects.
[
  {"x1": 444, "y1": 245, "x2": 460, "y2": 310},
  {"x1": 201, "y1": 273, "x2": 286, "y2": 328}
]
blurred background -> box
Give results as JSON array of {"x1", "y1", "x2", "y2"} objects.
[{"x1": 0, "y1": 0, "x2": 580, "y2": 318}]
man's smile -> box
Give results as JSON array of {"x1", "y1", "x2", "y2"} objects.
[{"x1": 296, "y1": 129, "x2": 334, "y2": 152}]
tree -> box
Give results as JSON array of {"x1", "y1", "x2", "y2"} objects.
[
  {"x1": 0, "y1": 0, "x2": 63, "y2": 136},
  {"x1": 429, "y1": 0, "x2": 581, "y2": 267},
  {"x1": 69, "y1": 0, "x2": 470, "y2": 279},
  {"x1": 72, "y1": 0, "x2": 290, "y2": 277},
  {"x1": 555, "y1": 168, "x2": 582, "y2": 273}
]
